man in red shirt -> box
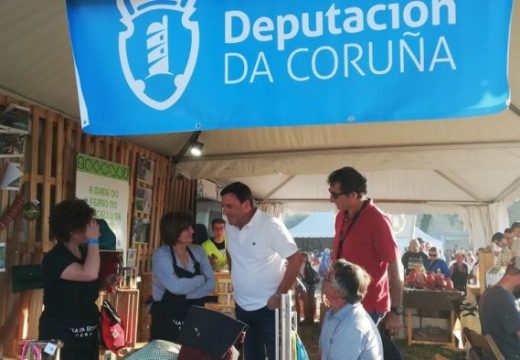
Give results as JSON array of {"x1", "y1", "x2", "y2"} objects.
[{"x1": 327, "y1": 166, "x2": 403, "y2": 335}]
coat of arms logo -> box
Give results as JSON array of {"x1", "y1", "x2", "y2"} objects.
[{"x1": 117, "y1": 0, "x2": 198, "y2": 110}]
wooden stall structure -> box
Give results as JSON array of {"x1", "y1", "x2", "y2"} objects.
[
  {"x1": 0, "y1": 93, "x2": 197, "y2": 358},
  {"x1": 404, "y1": 288, "x2": 464, "y2": 347}
]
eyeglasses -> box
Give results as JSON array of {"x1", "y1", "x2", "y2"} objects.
[
  {"x1": 329, "y1": 189, "x2": 346, "y2": 199},
  {"x1": 429, "y1": 253, "x2": 437, "y2": 257}
]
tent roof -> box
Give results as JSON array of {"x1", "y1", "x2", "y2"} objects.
[{"x1": 1, "y1": 2, "x2": 520, "y2": 211}]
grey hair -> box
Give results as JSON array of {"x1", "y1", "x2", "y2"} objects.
[{"x1": 330, "y1": 259, "x2": 371, "y2": 304}]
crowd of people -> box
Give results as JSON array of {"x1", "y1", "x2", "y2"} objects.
[
  {"x1": 401, "y1": 238, "x2": 477, "y2": 293},
  {"x1": 36, "y1": 166, "x2": 520, "y2": 360}
]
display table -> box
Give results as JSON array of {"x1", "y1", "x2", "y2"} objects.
[{"x1": 403, "y1": 288, "x2": 463, "y2": 347}]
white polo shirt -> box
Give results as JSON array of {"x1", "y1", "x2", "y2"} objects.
[{"x1": 226, "y1": 209, "x2": 298, "y2": 311}]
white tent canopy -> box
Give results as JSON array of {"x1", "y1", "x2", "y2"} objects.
[
  {"x1": 288, "y1": 212, "x2": 336, "y2": 239},
  {"x1": 1, "y1": 1, "x2": 520, "y2": 249}
]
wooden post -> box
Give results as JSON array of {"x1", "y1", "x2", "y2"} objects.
[{"x1": 478, "y1": 250, "x2": 495, "y2": 293}]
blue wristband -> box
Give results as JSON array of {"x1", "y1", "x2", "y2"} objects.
[{"x1": 87, "y1": 239, "x2": 99, "y2": 246}]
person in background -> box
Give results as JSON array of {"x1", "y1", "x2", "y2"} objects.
[
  {"x1": 221, "y1": 182, "x2": 303, "y2": 360},
  {"x1": 193, "y1": 223, "x2": 209, "y2": 246},
  {"x1": 319, "y1": 248, "x2": 332, "y2": 278},
  {"x1": 423, "y1": 241, "x2": 432, "y2": 257},
  {"x1": 39, "y1": 199, "x2": 100, "y2": 360},
  {"x1": 202, "y1": 218, "x2": 228, "y2": 271},
  {"x1": 327, "y1": 166, "x2": 403, "y2": 335},
  {"x1": 465, "y1": 251, "x2": 476, "y2": 272},
  {"x1": 150, "y1": 212, "x2": 215, "y2": 342},
  {"x1": 469, "y1": 248, "x2": 486, "y2": 284},
  {"x1": 492, "y1": 231, "x2": 512, "y2": 266},
  {"x1": 449, "y1": 250, "x2": 469, "y2": 293},
  {"x1": 320, "y1": 259, "x2": 383, "y2": 360},
  {"x1": 478, "y1": 257, "x2": 520, "y2": 359},
  {"x1": 426, "y1": 246, "x2": 450, "y2": 277},
  {"x1": 510, "y1": 223, "x2": 520, "y2": 256},
  {"x1": 299, "y1": 252, "x2": 319, "y2": 325},
  {"x1": 417, "y1": 237, "x2": 425, "y2": 253},
  {"x1": 401, "y1": 239, "x2": 428, "y2": 275},
  {"x1": 505, "y1": 228, "x2": 514, "y2": 250}
]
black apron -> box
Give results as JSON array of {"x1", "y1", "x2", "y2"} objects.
[
  {"x1": 39, "y1": 305, "x2": 99, "y2": 360},
  {"x1": 451, "y1": 263, "x2": 468, "y2": 293},
  {"x1": 150, "y1": 247, "x2": 206, "y2": 342},
  {"x1": 39, "y1": 244, "x2": 100, "y2": 360}
]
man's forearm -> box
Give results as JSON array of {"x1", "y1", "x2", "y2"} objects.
[
  {"x1": 388, "y1": 259, "x2": 403, "y2": 306},
  {"x1": 276, "y1": 252, "x2": 304, "y2": 294}
]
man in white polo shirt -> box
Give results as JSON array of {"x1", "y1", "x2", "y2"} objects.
[{"x1": 221, "y1": 182, "x2": 304, "y2": 360}]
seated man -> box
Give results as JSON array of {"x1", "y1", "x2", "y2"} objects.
[
  {"x1": 201, "y1": 218, "x2": 228, "y2": 271},
  {"x1": 478, "y1": 257, "x2": 520, "y2": 359},
  {"x1": 320, "y1": 259, "x2": 383, "y2": 360}
]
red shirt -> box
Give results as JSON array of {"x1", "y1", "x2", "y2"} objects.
[{"x1": 333, "y1": 199, "x2": 398, "y2": 313}]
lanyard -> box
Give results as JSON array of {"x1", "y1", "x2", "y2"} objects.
[{"x1": 335, "y1": 200, "x2": 369, "y2": 260}]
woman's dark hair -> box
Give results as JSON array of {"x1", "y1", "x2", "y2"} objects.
[
  {"x1": 49, "y1": 199, "x2": 96, "y2": 243},
  {"x1": 220, "y1": 182, "x2": 255, "y2": 207},
  {"x1": 193, "y1": 223, "x2": 208, "y2": 245},
  {"x1": 327, "y1": 167, "x2": 367, "y2": 197},
  {"x1": 160, "y1": 212, "x2": 193, "y2": 245}
]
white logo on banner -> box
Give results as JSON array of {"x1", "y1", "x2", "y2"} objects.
[{"x1": 117, "y1": 0, "x2": 199, "y2": 110}]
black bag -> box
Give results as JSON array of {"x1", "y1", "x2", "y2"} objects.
[
  {"x1": 11, "y1": 264, "x2": 44, "y2": 292},
  {"x1": 303, "y1": 260, "x2": 320, "y2": 285},
  {"x1": 178, "y1": 306, "x2": 247, "y2": 359}
]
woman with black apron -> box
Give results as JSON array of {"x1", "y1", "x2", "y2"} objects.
[
  {"x1": 450, "y1": 250, "x2": 469, "y2": 294},
  {"x1": 150, "y1": 212, "x2": 215, "y2": 342},
  {"x1": 39, "y1": 199, "x2": 100, "y2": 360}
]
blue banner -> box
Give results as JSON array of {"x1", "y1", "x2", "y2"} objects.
[{"x1": 66, "y1": 0, "x2": 514, "y2": 135}]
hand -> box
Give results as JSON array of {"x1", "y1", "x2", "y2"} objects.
[
  {"x1": 383, "y1": 311, "x2": 403, "y2": 336},
  {"x1": 267, "y1": 294, "x2": 281, "y2": 310},
  {"x1": 209, "y1": 255, "x2": 218, "y2": 268},
  {"x1": 85, "y1": 219, "x2": 100, "y2": 241}
]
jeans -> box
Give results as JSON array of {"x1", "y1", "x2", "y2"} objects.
[
  {"x1": 370, "y1": 311, "x2": 403, "y2": 360},
  {"x1": 369, "y1": 312, "x2": 385, "y2": 325},
  {"x1": 235, "y1": 304, "x2": 276, "y2": 360}
]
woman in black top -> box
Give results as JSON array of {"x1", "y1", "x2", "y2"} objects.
[
  {"x1": 401, "y1": 239, "x2": 428, "y2": 275},
  {"x1": 449, "y1": 250, "x2": 469, "y2": 293},
  {"x1": 39, "y1": 199, "x2": 100, "y2": 360}
]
